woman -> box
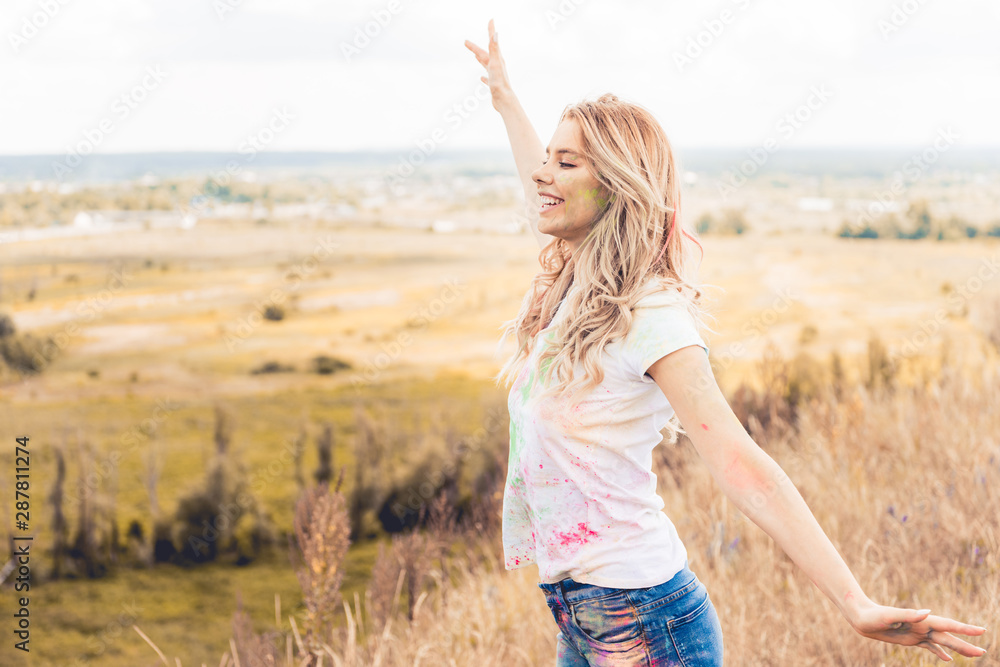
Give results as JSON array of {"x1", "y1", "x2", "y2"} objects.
[{"x1": 465, "y1": 19, "x2": 988, "y2": 667}]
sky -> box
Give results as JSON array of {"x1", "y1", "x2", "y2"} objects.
[{"x1": 1, "y1": 0, "x2": 999, "y2": 156}]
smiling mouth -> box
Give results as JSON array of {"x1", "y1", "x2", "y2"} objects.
[{"x1": 540, "y1": 196, "x2": 564, "y2": 212}]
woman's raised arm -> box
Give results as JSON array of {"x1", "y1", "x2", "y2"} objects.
[{"x1": 465, "y1": 19, "x2": 554, "y2": 252}]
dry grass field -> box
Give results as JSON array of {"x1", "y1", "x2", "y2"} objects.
[
  {"x1": 0, "y1": 217, "x2": 998, "y2": 665},
  {"x1": 4, "y1": 218, "x2": 999, "y2": 398}
]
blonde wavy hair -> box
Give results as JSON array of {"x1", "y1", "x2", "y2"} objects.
[{"x1": 493, "y1": 93, "x2": 718, "y2": 428}]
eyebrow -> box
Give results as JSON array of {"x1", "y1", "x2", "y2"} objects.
[{"x1": 544, "y1": 147, "x2": 579, "y2": 157}]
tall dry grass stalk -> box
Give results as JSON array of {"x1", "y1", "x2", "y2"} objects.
[
  {"x1": 392, "y1": 529, "x2": 431, "y2": 623},
  {"x1": 291, "y1": 482, "x2": 352, "y2": 663},
  {"x1": 426, "y1": 494, "x2": 459, "y2": 607},
  {"x1": 230, "y1": 590, "x2": 282, "y2": 667},
  {"x1": 366, "y1": 541, "x2": 404, "y2": 631}
]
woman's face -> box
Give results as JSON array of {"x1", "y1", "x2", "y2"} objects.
[{"x1": 530, "y1": 118, "x2": 609, "y2": 252}]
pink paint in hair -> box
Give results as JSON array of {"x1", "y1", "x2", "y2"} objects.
[{"x1": 651, "y1": 193, "x2": 680, "y2": 269}]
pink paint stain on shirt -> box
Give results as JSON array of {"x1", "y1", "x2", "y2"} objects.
[
  {"x1": 554, "y1": 522, "x2": 599, "y2": 547},
  {"x1": 701, "y1": 423, "x2": 709, "y2": 430}
]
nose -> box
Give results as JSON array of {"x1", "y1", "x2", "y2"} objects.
[{"x1": 531, "y1": 160, "x2": 552, "y2": 187}]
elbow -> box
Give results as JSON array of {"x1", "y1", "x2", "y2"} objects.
[{"x1": 720, "y1": 449, "x2": 790, "y2": 517}]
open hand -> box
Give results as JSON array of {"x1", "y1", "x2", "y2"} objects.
[
  {"x1": 852, "y1": 604, "x2": 987, "y2": 662},
  {"x1": 463, "y1": 18, "x2": 514, "y2": 112}
]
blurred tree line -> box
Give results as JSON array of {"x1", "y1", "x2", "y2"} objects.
[
  {"x1": 0, "y1": 178, "x2": 346, "y2": 227},
  {"x1": 838, "y1": 198, "x2": 995, "y2": 241}
]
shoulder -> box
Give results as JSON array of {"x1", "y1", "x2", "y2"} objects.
[
  {"x1": 631, "y1": 276, "x2": 687, "y2": 311},
  {"x1": 634, "y1": 291, "x2": 687, "y2": 313},
  {"x1": 630, "y1": 282, "x2": 692, "y2": 325},
  {"x1": 625, "y1": 295, "x2": 699, "y2": 344},
  {"x1": 623, "y1": 277, "x2": 700, "y2": 340},
  {"x1": 619, "y1": 279, "x2": 708, "y2": 367}
]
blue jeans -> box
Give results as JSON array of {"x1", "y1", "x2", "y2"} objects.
[{"x1": 537, "y1": 561, "x2": 723, "y2": 666}]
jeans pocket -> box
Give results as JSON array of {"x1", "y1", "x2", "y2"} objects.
[
  {"x1": 569, "y1": 592, "x2": 644, "y2": 651},
  {"x1": 666, "y1": 583, "x2": 724, "y2": 666}
]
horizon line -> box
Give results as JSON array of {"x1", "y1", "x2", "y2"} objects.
[{"x1": 2, "y1": 145, "x2": 1000, "y2": 159}]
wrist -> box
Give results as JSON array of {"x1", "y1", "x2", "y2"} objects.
[
  {"x1": 842, "y1": 591, "x2": 877, "y2": 630},
  {"x1": 494, "y1": 89, "x2": 519, "y2": 113}
]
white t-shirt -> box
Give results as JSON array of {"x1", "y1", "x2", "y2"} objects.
[{"x1": 502, "y1": 279, "x2": 710, "y2": 588}]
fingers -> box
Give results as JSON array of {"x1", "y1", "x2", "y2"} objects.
[
  {"x1": 928, "y1": 614, "x2": 988, "y2": 636},
  {"x1": 464, "y1": 40, "x2": 487, "y2": 63},
  {"x1": 926, "y1": 630, "x2": 988, "y2": 659},
  {"x1": 882, "y1": 607, "x2": 929, "y2": 627},
  {"x1": 923, "y1": 614, "x2": 989, "y2": 658},
  {"x1": 918, "y1": 640, "x2": 953, "y2": 662},
  {"x1": 920, "y1": 640, "x2": 954, "y2": 662}
]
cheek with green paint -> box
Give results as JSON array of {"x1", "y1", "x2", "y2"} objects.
[{"x1": 555, "y1": 174, "x2": 609, "y2": 230}]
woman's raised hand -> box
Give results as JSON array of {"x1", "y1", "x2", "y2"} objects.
[
  {"x1": 850, "y1": 603, "x2": 987, "y2": 662},
  {"x1": 464, "y1": 18, "x2": 514, "y2": 112}
]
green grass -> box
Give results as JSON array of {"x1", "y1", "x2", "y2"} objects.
[
  {"x1": 7, "y1": 372, "x2": 500, "y2": 550},
  {"x1": 3, "y1": 539, "x2": 386, "y2": 667},
  {"x1": 1, "y1": 372, "x2": 502, "y2": 666}
]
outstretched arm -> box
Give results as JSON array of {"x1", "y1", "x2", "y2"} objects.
[
  {"x1": 648, "y1": 345, "x2": 988, "y2": 662},
  {"x1": 465, "y1": 19, "x2": 554, "y2": 252}
]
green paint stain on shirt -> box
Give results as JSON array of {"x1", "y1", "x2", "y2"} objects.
[
  {"x1": 536, "y1": 333, "x2": 557, "y2": 389},
  {"x1": 519, "y1": 363, "x2": 536, "y2": 406},
  {"x1": 507, "y1": 417, "x2": 525, "y2": 488}
]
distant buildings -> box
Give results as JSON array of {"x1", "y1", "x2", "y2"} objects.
[
  {"x1": 73, "y1": 210, "x2": 196, "y2": 229},
  {"x1": 797, "y1": 197, "x2": 834, "y2": 212},
  {"x1": 0, "y1": 209, "x2": 196, "y2": 244},
  {"x1": 191, "y1": 200, "x2": 358, "y2": 222}
]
